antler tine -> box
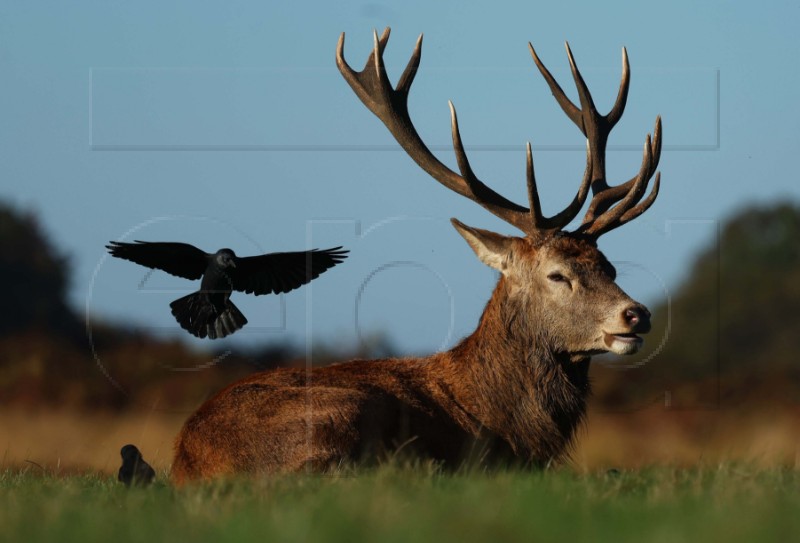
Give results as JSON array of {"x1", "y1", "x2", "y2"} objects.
[
  {"x1": 525, "y1": 142, "x2": 545, "y2": 229},
  {"x1": 371, "y1": 29, "x2": 391, "y2": 88},
  {"x1": 337, "y1": 28, "x2": 534, "y2": 235},
  {"x1": 564, "y1": 42, "x2": 599, "y2": 121},
  {"x1": 546, "y1": 140, "x2": 593, "y2": 228},
  {"x1": 396, "y1": 33, "x2": 423, "y2": 97},
  {"x1": 650, "y1": 115, "x2": 663, "y2": 168},
  {"x1": 528, "y1": 42, "x2": 582, "y2": 129},
  {"x1": 606, "y1": 47, "x2": 631, "y2": 127}
]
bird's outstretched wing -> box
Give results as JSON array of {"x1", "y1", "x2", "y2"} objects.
[
  {"x1": 230, "y1": 247, "x2": 349, "y2": 295},
  {"x1": 106, "y1": 241, "x2": 209, "y2": 280}
]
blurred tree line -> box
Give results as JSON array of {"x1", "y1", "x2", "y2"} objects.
[
  {"x1": 0, "y1": 205, "x2": 78, "y2": 338},
  {"x1": 593, "y1": 201, "x2": 800, "y2": 408}
]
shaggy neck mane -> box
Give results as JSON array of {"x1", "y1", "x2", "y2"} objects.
[{"x1": 435, "y1": 276, "x2": 590, "y2": 464}]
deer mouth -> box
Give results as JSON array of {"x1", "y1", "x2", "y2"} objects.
[{"x1": 603, "y1": 332, "x2": 643, "y2": 355}]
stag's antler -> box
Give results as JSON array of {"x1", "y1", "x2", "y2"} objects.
[
  {"x1": 528, "y1": 42, "x2": 661, "y2": 236},
  {"x1": 336, "y1": 27, "x2": 661, "y2": 240}
]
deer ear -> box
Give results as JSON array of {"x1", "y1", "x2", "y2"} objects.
[{"x1": 451, "y1": 218, "x2": 514, "y2": 272}]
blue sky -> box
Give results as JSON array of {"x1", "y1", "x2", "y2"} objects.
[{"x1": 1, "y1": 1, "x2": 798, "y2": 359}]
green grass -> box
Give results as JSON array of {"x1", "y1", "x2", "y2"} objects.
[{"x1": 0, "y1": 465, "x2": 798, "y2": 542}]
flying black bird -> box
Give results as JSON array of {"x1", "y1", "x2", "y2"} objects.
[
  {"x1": 106, "y1": 241, "x2": 348, "y2": 339},
  {"x1": 118, "y1": 444, "x2": 156, "y2": 487}
]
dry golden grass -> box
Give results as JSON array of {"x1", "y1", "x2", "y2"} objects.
[
  {"x1": 575, "y1": 405, "x2": 800, "y2": 470},
  {"x1": 2, "y1": 404, "x2": 798, "y2": 475},
  {"x1": 0, "y1": 408, "x2": 186, "y2": 474}
]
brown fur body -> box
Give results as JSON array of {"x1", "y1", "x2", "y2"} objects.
[{"x1": 172, "y1": 236, "x2": 633, "y2": 483}]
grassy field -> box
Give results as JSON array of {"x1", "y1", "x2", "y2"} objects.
[
  {"x1": 1, "y1": 465, "x2": 798, "y2": 543},
  {"x1": 2, "y1": 408, "x2": 798, "y2": 541}
]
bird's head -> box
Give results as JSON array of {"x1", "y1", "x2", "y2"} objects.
[
  {"x1": 215, "y1": 249, "x2": 237, "y2": 269},
  {"x1": 120, "y1": 444, "x2": 142, "y2": 461}
]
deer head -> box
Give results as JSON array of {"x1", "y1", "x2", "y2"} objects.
[{"x1": 337, "y1": 28, "x2": 660, "y2": 359}]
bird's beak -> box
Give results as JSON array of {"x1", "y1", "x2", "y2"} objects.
[{"x1": 230, "y1": 261, "x2": 236, "y2": 268}]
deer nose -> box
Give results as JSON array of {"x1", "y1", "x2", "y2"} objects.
[{"x1": 623, "y1": 305, "x2": 651, "y2": 333}]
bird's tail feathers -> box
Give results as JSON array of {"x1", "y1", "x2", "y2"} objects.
[
  {"x1": 212, "y1": 299, "x2": 247, "y2": 339},
  {"x1": 170, "y1": 292, "x2": 247, "y2": 339}
]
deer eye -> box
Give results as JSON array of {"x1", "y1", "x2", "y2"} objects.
[{"x1": 547, "y1": 272, "x2": 571, "y2": 286}]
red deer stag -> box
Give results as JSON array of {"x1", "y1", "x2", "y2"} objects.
[{"x1": 171, "y1": 28, "x2": 661, "y2": 483}]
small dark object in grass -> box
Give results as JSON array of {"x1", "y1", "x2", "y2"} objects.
[
  {"x1": 606, "y1": 468, "x2": 621, "y2": 477},
  {"x1": 118, "y1": 444, "x2": 155, "y2": 487}
]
